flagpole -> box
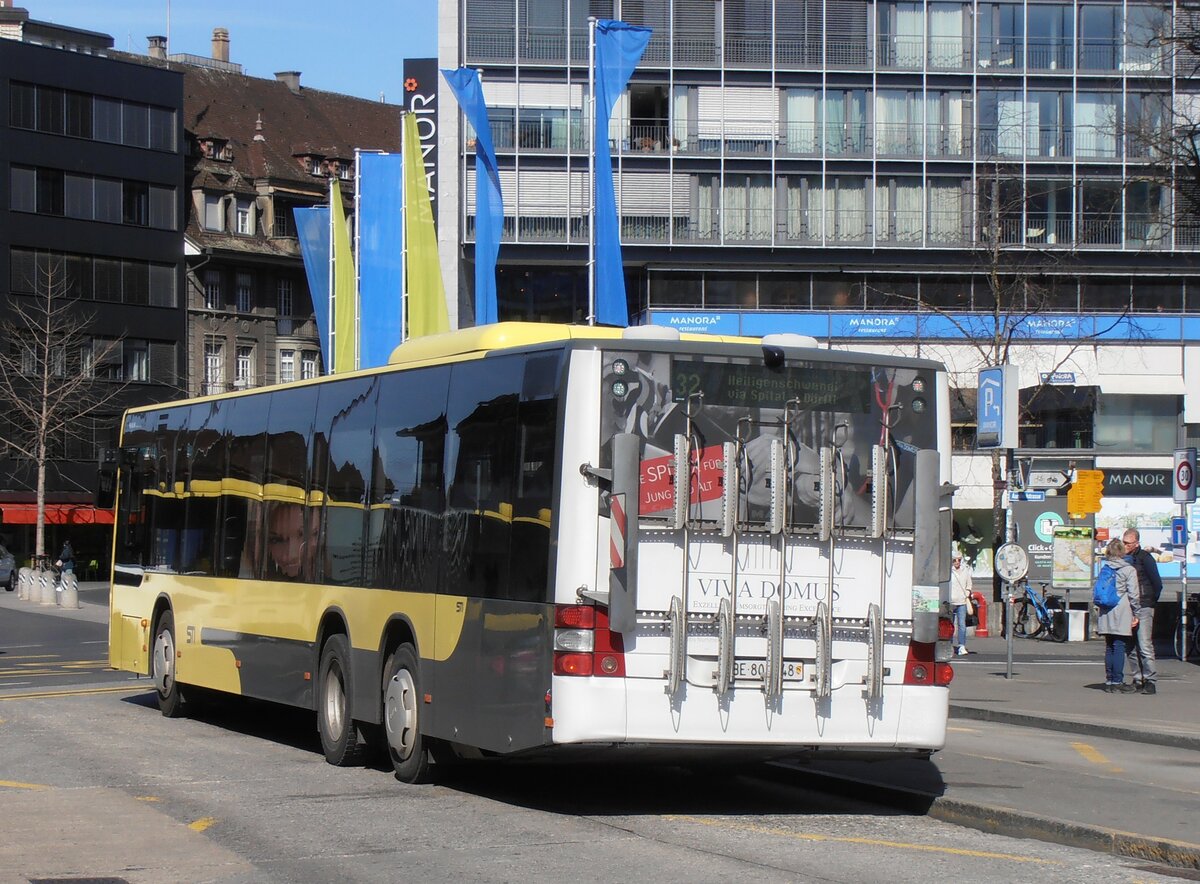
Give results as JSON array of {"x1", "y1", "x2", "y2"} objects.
[
  {"x1": 401, "y1": 113, "x2": 409, "y2": 343},
  {"x1": 587, "y1": 15, "x2": 596, "y2": 326},
  {"x1": 353, "y1": 148, "x2": 361, "y2": 370},
  {"x1": 327, "y1": 175, "x2": 335, "y2": 373}
]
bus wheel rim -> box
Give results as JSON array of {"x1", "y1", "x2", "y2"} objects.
[
  {"x1": 385, "y1": 668, "x2": 417, "y2": 761},
  {"x1": 153, "y1": 628, "x2": 174, "y2": 696},
  {"x1": 324, "y1": 663, "x2": 346, "y2": 737}
]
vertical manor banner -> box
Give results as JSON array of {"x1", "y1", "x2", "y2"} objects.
[{"x1": 403, "y1": 57, "x2": 439, "y2": 223}]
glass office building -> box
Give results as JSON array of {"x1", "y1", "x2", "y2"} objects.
[{"x1": 437, "y1": 0, "x2": 1200, "y2": 526}]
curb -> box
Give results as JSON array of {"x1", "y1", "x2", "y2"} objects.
[
  {"x1": 782, "y1": 765, "x2": 1200, "y2": 871},
  {"x1": 950, "y1": 703, "x2": 1200, "y2": 752}
]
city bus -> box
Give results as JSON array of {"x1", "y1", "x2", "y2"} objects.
[{"x1": 106, "y1": 322, "x2": 955, "y2": 783}]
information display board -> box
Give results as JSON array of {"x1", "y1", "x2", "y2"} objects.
[{"x1": 1052, "y1": 525, "x2": 1095, "y2": 590}]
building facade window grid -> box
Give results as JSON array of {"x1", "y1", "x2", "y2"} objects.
[{"x1": 458, "y1": 0, "x2": 1191, "y2": 252}]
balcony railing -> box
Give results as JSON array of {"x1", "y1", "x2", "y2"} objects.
[
  {"x1": 460, "y1": 210, "x2": 1179, "y2": 251},
  {"x1": 875, "y1": 123, "x2": 924, "y2": 156},
  {"x1": 1079, "y1": 40, "x2": 1121, "y2": 71}
]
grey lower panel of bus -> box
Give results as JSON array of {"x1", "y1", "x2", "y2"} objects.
[
  {"x1": 200, "y1": 628, "x2": 315, "y2": 709},
  {"x1": 423, "y1": 597, "x2": 554, "y2": 756}
]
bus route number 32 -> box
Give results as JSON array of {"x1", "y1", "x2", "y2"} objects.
[{"x1": 733, "y1": 660, "x2": 805, "y2": 682}]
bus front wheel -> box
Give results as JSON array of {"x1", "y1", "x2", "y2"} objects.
[
  {"x1": 151, "y1": 610, "x2": 186, "y2": 718},
  {"x1": 317, "y1": 634, "x2": 365, "y2": 767},
  {"x1": 383, "y1": 644, "x2": 430, "y2": 784}
]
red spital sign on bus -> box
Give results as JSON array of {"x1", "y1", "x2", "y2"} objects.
[{"x1": 640, "y1": 445, "x2": 725, "y2": 514}]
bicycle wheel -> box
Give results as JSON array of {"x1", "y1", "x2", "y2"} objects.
[
  {"x1": 1013, "y1": 600, "x2": 1043, "y2": 638},
  {"x1": 1045, "y1": 608, "x2": 1068, "y2": 642}
]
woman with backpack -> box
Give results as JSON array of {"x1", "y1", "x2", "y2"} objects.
[{"x1": 1095, "y1": 538, "x2": 1140, "y2": 693}]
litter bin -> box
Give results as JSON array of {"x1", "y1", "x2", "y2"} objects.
[{"x1": 1064, "y1": 607, "x2": 1089, "y2": 641}]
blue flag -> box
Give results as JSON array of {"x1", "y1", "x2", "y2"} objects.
[
  {"x1": 293, "y1": 206, "x2": 331, "y2": 372},
  {"x1": 594, "y1": 19, "x2": 651, "y2": 327},
  {"x1": 442, "y1": 67, "x2": 502, "y2": 327},
  {"x1": 358, "y1": 153, "x2": 404, "y2": 368}
]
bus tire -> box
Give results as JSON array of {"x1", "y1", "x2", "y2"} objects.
[
  {"x1": 151, "y1": 610, "x2": 186, "y2": 718},
  {"x1": 382, "y1": 644, "x2": 430, "y2": 784},
  {"x1": 317, "y1": 634, "x2": 365, "y2": 767}
]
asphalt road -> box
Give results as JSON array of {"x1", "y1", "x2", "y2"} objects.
[{"x1": 0, "y1": 593, "x2": 1190, "y2": 882}]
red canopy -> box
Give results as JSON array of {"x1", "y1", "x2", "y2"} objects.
[{"x1": 0, "y1": 503, "x2": 114, "y2": 525}]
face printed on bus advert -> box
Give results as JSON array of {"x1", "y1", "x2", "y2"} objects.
[{"x1": 266, "y1": 503, "x2": 317, "y2": 580}]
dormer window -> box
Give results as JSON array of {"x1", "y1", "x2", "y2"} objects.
[
  {"x1": 308, "y1": 157, "x2": 323, "y2": 176},
  {"x1": 338, "y1": 163, "x2": 353, "y2": 180},
  {"x1": 202, "y1": 139, "x2": 233, "y2": 161}
]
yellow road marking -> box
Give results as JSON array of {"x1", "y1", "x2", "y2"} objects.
[
  {"x1": 0, "y1": 779, "x2": 48, "y2": 791},
  {"x1": 1071, "y1": 741, "x2": 1123, "y2": 772},
  {"x1": 0, "y1": 655, "x2": 56, "y2": 661},
  {"x1": 137, "y1": 796, "x2": 160, "y2": 802},
  {"x1": 667, "y1": 816, "x2": 1061, "y2": 864},
  {"x1": 947, "y1": 726, "x2": 979, "y2": 733},
  {"x1": 0, "y1": 668, "x2": 109, "y2": 678},
  {"x1": 0, "y1": 684, "x2": 146, "y2": 701},
  {"x1": 188, "y1": 817, "x2": 217, "y2": 832}
]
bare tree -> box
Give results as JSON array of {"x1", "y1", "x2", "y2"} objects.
[
  {"x1": 874, "y1": 155, "x2": 1137, "y2": 568},
  {"x1": 0, "y1": 259, "x2": 126, "y2": 560}
]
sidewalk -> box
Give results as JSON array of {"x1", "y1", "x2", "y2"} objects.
[
  {"x1": 949, "y1": 632, "x2": 1200, "y2": 750},
  {"x1": 0, "y1": 580, "x2": 110, "y2": 625}
]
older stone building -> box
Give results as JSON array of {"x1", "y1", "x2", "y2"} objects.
[{"x1": 146, "y1": 32, "x2": 400, "y2": 396}]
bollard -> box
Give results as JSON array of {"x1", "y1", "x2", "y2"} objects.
[
  {"x1": 971, "y1": 591, "x2": 989, "y2": 638},
  {"x1": 37, "y1": 568, "x2": 56, "y2": 606},
  {"x1": 16, "y1": 567, "x2": 30, "y2": 601},
  {"x1": 59, "y1": 572, "x2": 79, "y2": 610}
]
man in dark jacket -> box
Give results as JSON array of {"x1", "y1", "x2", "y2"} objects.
[{"x1": 1122, "y1": 529, "x2": 1163, "y2": 694}]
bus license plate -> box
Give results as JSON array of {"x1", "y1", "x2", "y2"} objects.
[{"x1": 733, "y1": 660, "x2": 804, "y2": 682}]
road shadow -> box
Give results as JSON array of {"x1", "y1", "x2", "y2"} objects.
[
  {"x1": 431, "y1": 755, "x2": 942, "y2": 818},
  {"x1": 121, "y1": 690, "x2": 323, "y2": 754}
]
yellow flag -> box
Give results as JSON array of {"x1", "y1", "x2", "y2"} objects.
[
  {"x1": 330, "y1": 179, "x2": 357, "y2": 372},
  {"x1": 403, "y1": 112, "x2": 449, "y2": 338}
]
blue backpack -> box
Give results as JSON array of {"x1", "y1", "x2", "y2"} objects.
[{"x1": 1093, "y1": 564, "x2": 1119, "y2": 609}]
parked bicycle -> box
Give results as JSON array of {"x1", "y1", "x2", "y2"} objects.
[
  {"x1": 1010, "y1": 580, "x2": 1068, "y2": 642},
  {"x1": 1175, "y1": 592, "x2": 1200, "y2": 660}
]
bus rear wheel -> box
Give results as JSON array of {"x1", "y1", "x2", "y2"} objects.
[
  {"x1": 317, "y1": 634, "x2": 365, "y2": 767},
  {"x1": 383, "y1": 643, "x2": 430, "y2": 784},
  {"x1": 151, "y1": 610, "x2": 186, "y2": 718}
]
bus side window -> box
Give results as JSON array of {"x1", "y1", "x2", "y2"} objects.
[
  {"x1": 510, "y1": 352, "x2": 562, "y2": 603},
  {"x1": 368, "y1": 366, "x2": 449, "y2": 594},
  {"x1": 314, "y1": 377, "x2": 379, "y2": 587},
  {"x1": 181, "y1": 400, "x2": 226, "y2": 575},
  {"x1": 265, "y1": 386, "x2": 318, "y2": 583},
  {"x1": 221, "y1": 394, "x2": 268, "y2": 579},
  {"x1": 446, "y1": 356, "x2": 522, "y2": 601}
]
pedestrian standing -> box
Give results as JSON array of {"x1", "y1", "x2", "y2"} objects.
[
  {"x1": 1122, "y1": 529, "x2": 1162, "y2": 695},
  {"x1": 56, "y1": 539, "x2": 75, "y2": 575},
  {"x1": 949, "y1": 549, "x2": 974, "y2": 656},
  {"x1": 1096, "y1": 539, "x2": 1140, "y2": 694}
]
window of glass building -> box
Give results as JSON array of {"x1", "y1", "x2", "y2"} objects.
[
  {"x1": 759, "y1": 274, "x2": 810, "y2": 308},
  {"x1": 813, "y1": 275, "x2": 866, "y2": 309},
  {"x1": 93, "y1": 96, "x2": 122, "y2": 143},
  {"x1": 648, "y1": 271, "x2": 702, "y2": 308},
  {"x1": 1094, "y1": 394, "x2": 1178, "y2": 451},
  {"x1": 1079, "y1": 4, "x2": 1121, "y2": 70},
  {"x1": 704, "y1": 272, "x2": 757, "y2": 308},
  {"x1": 1081, "y1": 278, "x2": 1131, "y2": 313}
]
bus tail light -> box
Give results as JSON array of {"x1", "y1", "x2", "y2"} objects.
[
  {"x1": 553, "y1": 604, "x2": 625, "y2": 677},
  {"x1": 903, "y1": 639, "x2": 953, "y2": 687}
]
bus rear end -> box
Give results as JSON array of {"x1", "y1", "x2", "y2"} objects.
[{"x1": 548, "y1": 334, "x2": 953, "y2": 761}]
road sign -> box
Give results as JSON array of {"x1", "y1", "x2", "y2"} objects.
[
  {"x1": 1067, "y1": 469, "x2": 1104, "y2": 515},
  {"x1": 994, "y1": 542, "x2": 1030, "y2": 583},
  {"x1": 1028, "y1": 470, "x2": 1069, "y2": 489},
  {"x1": 1174, "y1": 447, "x2": 1197, "y2": 504},
  {"x1": 977, "y1": 365, "x2": 1018, "y2": 449},
  {"x1": 1172, "y1": 517, "x2": 1188, "y2": 547},
  {"x1": 1010, "y1": 490, "x2": 1046, "y2": 502}
]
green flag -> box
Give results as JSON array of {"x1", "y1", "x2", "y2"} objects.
[
  {"x1": 330, "y1": 179, "x2": 357, "y2": 372},
  {"x1": 403, "y1": 112, "x2": 449, "y2": 338}
]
